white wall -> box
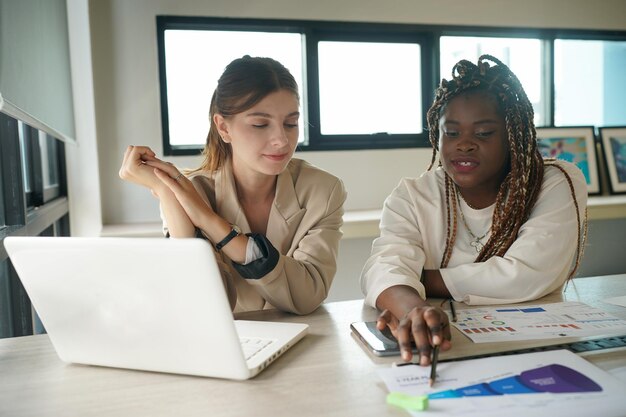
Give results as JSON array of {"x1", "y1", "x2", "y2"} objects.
[
  {"x1": 66, "y1": 0, "x2": 102, "y2": 237},
  {"x1": 67, "y1": 0, "x2": 626, "y2": 301},
  {"x1": 85, "y1": 0, "x2": 626, "y2": 225}
]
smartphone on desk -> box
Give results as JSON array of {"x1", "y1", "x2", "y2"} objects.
[{"x1": 350, "y1": 321, "x2": 417, "y2": 357}]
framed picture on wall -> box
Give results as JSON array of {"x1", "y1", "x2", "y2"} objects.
[
  {"x1": 535, "y1": 127, "x2": 600, "y2": 195},
  {"x1": 599, "y1": 127, "x2": 626, "y2": 194}
]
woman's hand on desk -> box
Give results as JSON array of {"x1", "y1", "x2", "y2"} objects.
[{"x1": 376, "y1": 286, "x2": 451, "y2": 365}]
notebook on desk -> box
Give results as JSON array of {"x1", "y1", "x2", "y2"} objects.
[{"x1": 4, "y1": 236, "x2": 308, "y2": 380}]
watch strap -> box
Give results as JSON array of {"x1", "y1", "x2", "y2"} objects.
[{"x1": 215, "y1": 225, "x2": 241, "y2": 251}]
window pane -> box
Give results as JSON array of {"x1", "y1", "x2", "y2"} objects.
[
  {"x1": 39, "y1": 133, "x2": 59, "y2": 189},
  {"x1": 555, "y1": 40, "x2": 626, "y2": 127},
  {"x1": 440, "y1": 36, "x2": 545, "y2": 126},
  {"x1": 17, "y1": 121, "x2": 31, "y2": 193},
  {"x1": 0, "y1": 130, "x2": 4, "y2": 226},
  {"x1": 0, "y1": 173, "x2": 4, "y2": 228},
  {"x1": 163, "y1": 30, "x2": 305, "y2": 146},
  {"x1": 318, "y1": 41, "x2": 422, "y2": 135},
  {"x1": 0, "y1": 260, "x2": 11, "y2": 338}
]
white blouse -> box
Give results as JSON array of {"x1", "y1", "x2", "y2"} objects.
[{"x1": 360, "y1": 160, "x2": 587, "y2": 306}]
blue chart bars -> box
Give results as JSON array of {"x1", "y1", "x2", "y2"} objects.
[{"x1": 428, "y1": 364, "x2": 602, "y2": 399}]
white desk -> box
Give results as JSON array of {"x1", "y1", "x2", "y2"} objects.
[{"x1": 1, "y1": 274, "x2": 625, "y2": 417}]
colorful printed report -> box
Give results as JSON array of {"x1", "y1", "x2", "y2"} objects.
[
  {"x1": 451, "y1": 301, "x2": 626, "y2": 343},
  {"x1": 378, "y1": 350, "x2": 626, "y2": 416}
]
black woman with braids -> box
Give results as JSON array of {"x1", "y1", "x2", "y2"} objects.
[{"x1": 360, "y1": 55, "x2": 587, "y2": 365}]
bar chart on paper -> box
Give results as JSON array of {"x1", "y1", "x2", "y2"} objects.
[
  {"x1": 427, "y1": 363, "x2": 601, "y2": 399},
  {"x1": 451, "y1": 301, "x2": 626, "y2": 343},
  {"x1": 377, "y1": 350, "x2": 626, "y2": 417}
]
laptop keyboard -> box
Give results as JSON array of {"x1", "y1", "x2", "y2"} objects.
[{"x1": 240, "y1": 337, "x2": 275, "y2": 360}]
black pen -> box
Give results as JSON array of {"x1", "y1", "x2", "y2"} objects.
[
  {"x1": 449, "y1": 298, "x2": 457, "y2": 323},
  {"x1": 429, "y1": 345, "x2": 439, "y2": 387}
]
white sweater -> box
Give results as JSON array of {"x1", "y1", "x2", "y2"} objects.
[{"x1": 360, "y1": 161, "x2": 587, "y2": 306}]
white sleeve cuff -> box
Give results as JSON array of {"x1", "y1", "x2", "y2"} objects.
[{"x1": 243, "y1": 236, "x2": 264, "y2": 265}]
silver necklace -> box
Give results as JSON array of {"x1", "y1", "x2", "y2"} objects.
[{"x1": 455, "y1": 189, "x2": 491, "y2": 253}]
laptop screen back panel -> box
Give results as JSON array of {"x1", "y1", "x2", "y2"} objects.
[{"x1": 6, "y1": 237, "x2": 251, "y2": 380}]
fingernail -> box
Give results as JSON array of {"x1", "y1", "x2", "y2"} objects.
[
  {"x1": 420, "y1": 355, "x2": 429, "y2": 366},
  {"x1": 402, "y1": 351, "x2": 411, "y2": 361},
  {"x1": 433, "y1": 335, "x2": 441, "y2": 345}
]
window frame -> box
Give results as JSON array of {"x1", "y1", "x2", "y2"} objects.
[
  {"x1": 156, "y1": 16, "x2": 626, "y2": 155},
  {"x1": 305, "y1": 28, "x2": 434, "y2": 151},
  {"x1": 156, "y1": 17, "x2": 306, "y2": 156},
  {"x1": 156, "y1": 16, "x2": 435, "y2": 155},
  {"x1": 436, "y1": 28, "x2": 555, "y2": 127},
  {"x1": 552, "y1": 34, "x2": 626, "y2": 128},
  {"x1": 0, "y1": 112, "x2": 70, "y2": 339},
  {"x1": 0, "y1": 153, "x2": 4, "y2": 229}
]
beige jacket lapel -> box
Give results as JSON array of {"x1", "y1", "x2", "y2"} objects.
[
  {"x1": 267, "y1": 164, "x2": 306, "y2": 254},
  {"x1": 215, "y1": 160, "x2": 306, "y2": 253}
]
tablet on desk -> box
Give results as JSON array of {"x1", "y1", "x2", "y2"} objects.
[{"x1": 350, "y1": 321, "x2": 417, "y2": 357}]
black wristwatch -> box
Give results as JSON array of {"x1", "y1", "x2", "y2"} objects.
[{"x1": 215, "y1": 224, "x2": 241, "y2": 251}]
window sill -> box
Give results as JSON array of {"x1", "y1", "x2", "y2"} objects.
[
  {"x1": 100, "y1": 195, "x2": 626, "y2": 240},
  {"x1": 99, "y1": 211, "x2": 382, "y2": 240},
  {"x1": 339, "y1": 195, "x2": 626, "y2": 238}
]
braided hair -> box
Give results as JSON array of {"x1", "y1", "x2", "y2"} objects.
[{"x1": 427, "y1": 55, "x2": 586, "y2": 280}]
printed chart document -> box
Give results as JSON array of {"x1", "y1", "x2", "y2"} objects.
[
  {"x1": 604, "y1": 296, "x2": 626, "y2": 308},
  {"x1": 451, "y1": 301, "x2": 626, "y2": 343},
  {"x1": 378, "y1": 350, "x2": 626, "y2": 417}
]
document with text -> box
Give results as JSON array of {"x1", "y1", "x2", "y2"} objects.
[
  {"x1": 378, "y1": 350, "x2": 626, "y2": 417},
  {"x1": 451, "y1": 301, "x2": 626, "y2": 343}
]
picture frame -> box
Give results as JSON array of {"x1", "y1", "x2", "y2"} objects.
[
  {"x1": 599, "y1": 127, "x2": 626, "y2": 194},
  {"x1": 535, "y1": 126, "x2": 600, "y2": 195}
]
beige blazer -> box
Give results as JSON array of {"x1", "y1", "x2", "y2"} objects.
[{"x1": 179, "y1": 158, "x2": 346, "y2": 315}]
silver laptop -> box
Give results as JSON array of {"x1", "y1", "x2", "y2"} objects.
[{"x1": 4, "y1": 236, "x2": 308, "y2": 380}]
